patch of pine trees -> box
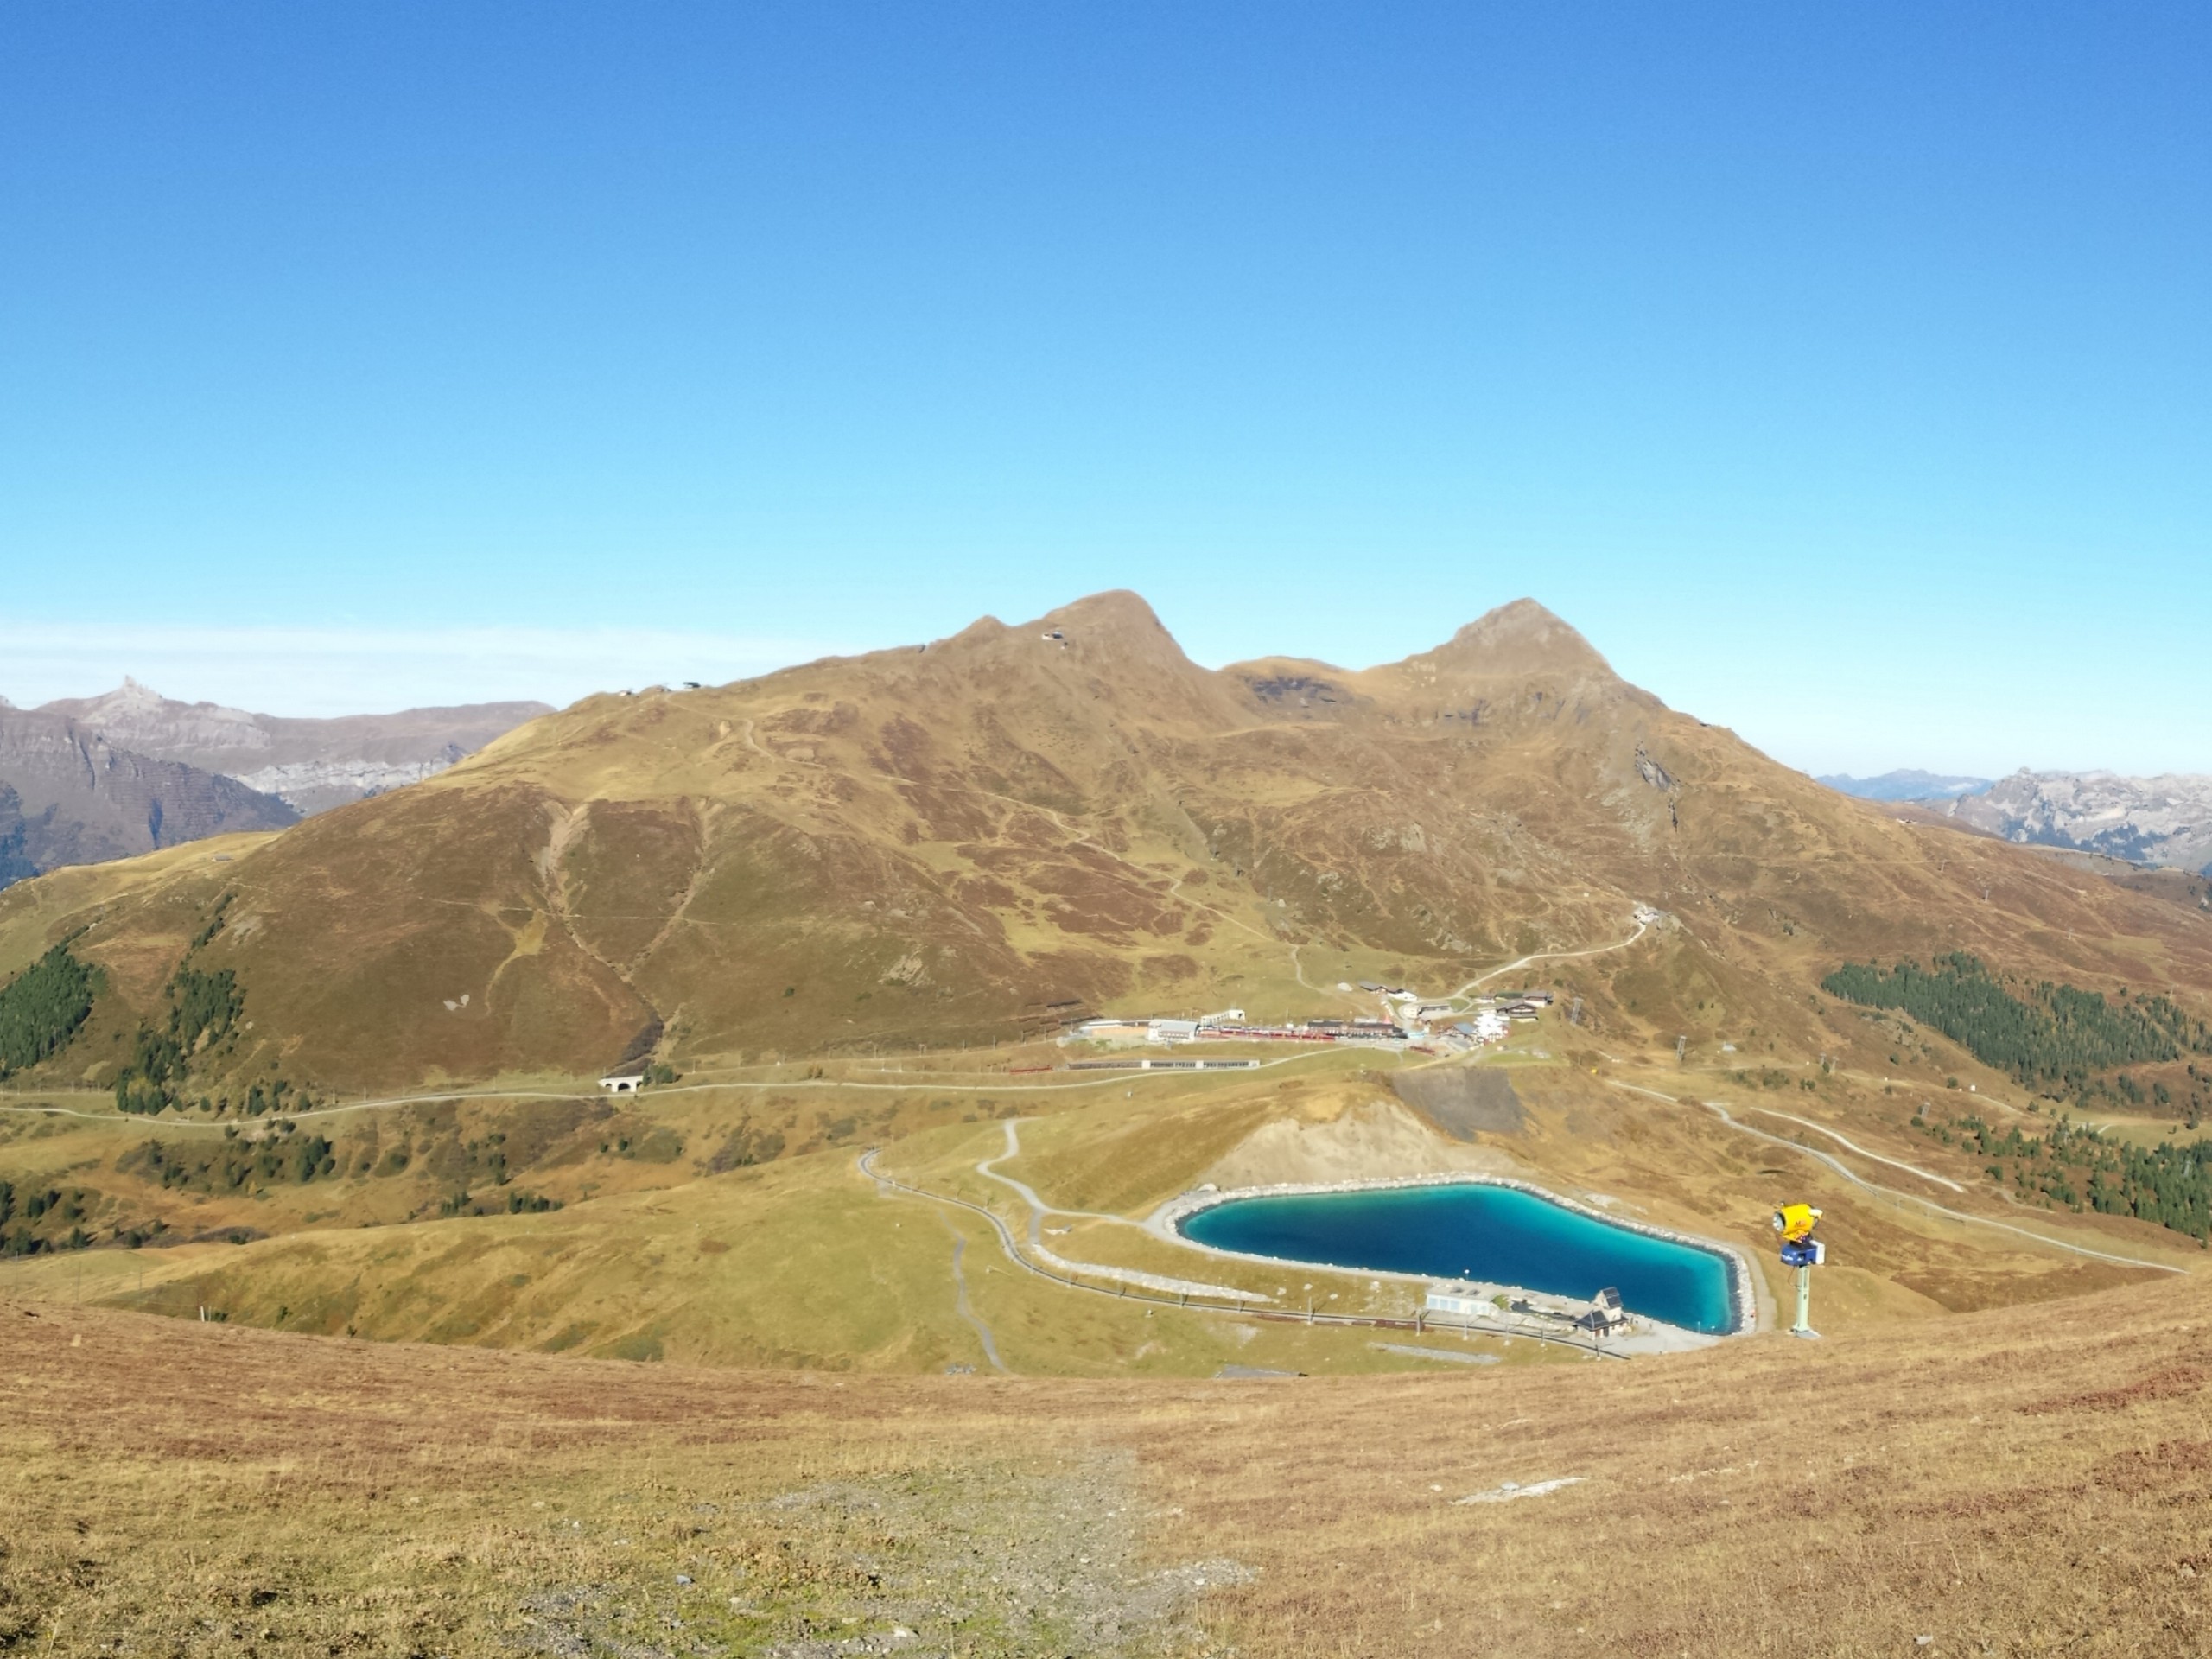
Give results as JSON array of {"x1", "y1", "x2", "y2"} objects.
[
  {"x1": 111, "y1": 897, "x2": 318, "y2": 1120},
  {"x1": 1823, "y1": 952, "x2": 2212, "y2": 1101},
  {"x1": 1917, "y1": 1111, "x2": 2211, "y2": 1242},
  {"x1": 123, "y1": 1128, "x2": 340, "y2": 1194},
  {"x1": 0, "y1": 942, "x2": 100, "y2": 1077},
  {"x1": 0, "y1": 1179, "x2": 91, "y2": 1257}
]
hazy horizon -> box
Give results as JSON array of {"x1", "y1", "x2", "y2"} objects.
[{"x1": 4, "y1": 596, "x2": 2201, "y2": 785}]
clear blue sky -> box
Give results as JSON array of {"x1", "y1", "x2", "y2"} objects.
[{"x1": 3, "y1": 3, "x2": 2206, "y2": 776}]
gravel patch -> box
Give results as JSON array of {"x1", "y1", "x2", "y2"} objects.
[{"x1": 508, "y1": 1454, "x2": 1249, "y2": 1659}]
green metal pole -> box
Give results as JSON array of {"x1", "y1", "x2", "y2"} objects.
[{"x1": 1790, "y1": 1263, "x2": 1818, "y2": 1338}]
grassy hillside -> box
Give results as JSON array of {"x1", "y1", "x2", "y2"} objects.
[
  {"x1": 5, "y1": 1020, "x2": 2198, "y2": 1375},
  {"x1": 9, "y1": 1239, "x2": 2212, "y2": 1656},
  {"x1": 4, "y1": 593, "x2": 2206, "y2": 1103},
  {"x1": 3, "y1": 588, "x2": 2209, "y2": 1521}
]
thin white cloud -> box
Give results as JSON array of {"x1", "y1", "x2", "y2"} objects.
[{"x1": 0, "y1": 620, "x2": 848, "y2": 717}]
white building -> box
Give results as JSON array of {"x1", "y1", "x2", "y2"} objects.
[
  {"x1": 1074, "y1": 1019, "x2": 1152, "y2": 1040},
  {"x1": 599, "y1": 1071, "x2": 646, "y2": 1094},
  {"x1": 1425, "y1": 1287, "x2": 1497, "y2": 1321},
  {"x1": 1587, "y1": 1286, "x2": 1629, "y2": 1334}
]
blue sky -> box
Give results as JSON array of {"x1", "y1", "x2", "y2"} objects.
[{"x1": 3, "y1": 4, "x2": 2206, "y2": 776}]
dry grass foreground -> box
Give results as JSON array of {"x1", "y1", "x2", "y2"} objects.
[{"x1": 7, "y1": 1268, "x2": 2211, "y2": 1657}]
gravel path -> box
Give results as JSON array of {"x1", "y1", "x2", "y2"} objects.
[{"x1": 934, "y1": 1210, "x2": 1009, "y2": 1374}]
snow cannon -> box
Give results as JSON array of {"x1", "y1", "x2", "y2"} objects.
[
  {"x1": 1771, "y1": 1204, "x2": 1825, "y2": 1338},
  {"x1": 1773, "y1": 1204, "x2": 1824, "y2": 1265}
]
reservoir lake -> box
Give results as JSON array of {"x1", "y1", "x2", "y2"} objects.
[{"x1": 1179, "y1": 1182, "x2": 1739, "y2": 1334}]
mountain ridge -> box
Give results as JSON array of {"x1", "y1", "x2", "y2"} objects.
[
  {"x1": 3, "y1": 594, "x2": 2209, "y2": 1096},
  {"x1": 1821, "y1": 768, "x2": 1993, "y2": 803}
]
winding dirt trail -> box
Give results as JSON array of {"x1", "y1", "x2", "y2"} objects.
[
  {"x1": 931, "y1": 1211, "x2": 1009, "y2": 1373},
  {"x1": 1737, "y1": 1104, "x2": 1963, "y2": 1192},
  {"x1": 975, "y1": 1120, "x2": 1253, "y2": 1300},
  {"x1": 1446, "y1": 918, "x2": 1649, "y2": 1002},
  {"x1": 0, "y1": 1043, "x2": 1382, "y2": 1135},
  {"x1": 1607, "y1": 1081, "x2": 2186, "y2": 1274}
]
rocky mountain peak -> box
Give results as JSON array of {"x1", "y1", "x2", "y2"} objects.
[
  {"x1": 41, "y1": 680, "x2": 266, "y2": 752},
  {"x1": 931, "y1": 590, "x2": 1204, "y2": 682},
  {"x1": 1389, "y1": 599, "x2": 1618, "y2": 686},
  {"x1": 1946, "y1": 768, "x2": 2212, "y2": 874},
  {"x1": 1450, "y1": 599, "x2": 1609, "y2": 665},
  {"x1": 1032, "y1": 590, "x2": 1189, "y2": 659}
]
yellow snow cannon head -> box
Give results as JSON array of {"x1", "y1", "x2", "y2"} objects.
[{"x1": 1772, "y1": 1204, "x2": 1821, "y2": 1243}]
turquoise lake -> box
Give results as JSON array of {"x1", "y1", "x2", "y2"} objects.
[{"x1": 1179, "y1": 1183, "x2": 1740, "y2": 1334}]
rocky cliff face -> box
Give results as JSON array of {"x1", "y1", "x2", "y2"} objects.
[
  {"x1": 35, "y1": 680, "x2": 552, "y2": 815},
  {"x1": 1945, "y1": 771, "x2": 2212, "y2": 874},
  {"x1": 0, "y1": 709, "x2": 297, "y2": 883}
]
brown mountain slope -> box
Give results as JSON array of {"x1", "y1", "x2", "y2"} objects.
[{"x1": 4, "y1": 592, "x2": 2209, "y2": 1095}]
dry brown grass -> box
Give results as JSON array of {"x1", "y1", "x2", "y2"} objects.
[
  {"x1": 10, "y1": 590, "x2": 2210, "y2": 1109},
  {"x1": 8, "y1": 1255, "x2": 2212, "y2": 1656},
  {"x1": 10, "y1": 1039, "x2": 2196, "y2": 1383}
]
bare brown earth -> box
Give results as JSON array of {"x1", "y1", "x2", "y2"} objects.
[{"x1": 6, "y1": 1256, "x2": 2211, "y2": 1657}]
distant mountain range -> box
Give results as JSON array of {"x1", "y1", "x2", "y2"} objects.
[
  {"x1": 1822, "y1": 766, "x2": 2212, "y2": 875},
  {"x1": 1942, "y1": 770, "x2": 2212, "y2": 875},
  {"x1": 0, "y1": 706, "x2": 296, "y2": 883},
  {"x1": 36, "y1": 679, "x2": 552, "y2": 815},
  {"x1": 0, "y1": 682, "x2": 550, "y2": 889},
  {"x1": 1817, "y1": 770, "x2": 1993, "y2": 802}
]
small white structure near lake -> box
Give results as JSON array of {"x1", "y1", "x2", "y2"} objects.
[{"x1": 1424, "y1": 1287, "x2": 1498, "y2": 1321}]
